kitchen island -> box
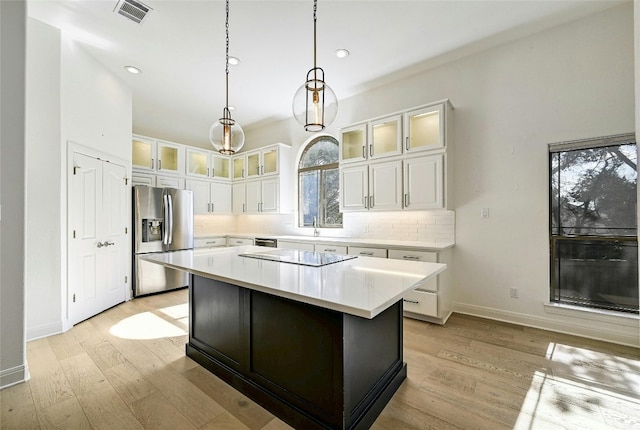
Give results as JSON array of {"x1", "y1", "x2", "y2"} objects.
[{"x1": 142, "y1": 246, "x2": 446, "y2": 430}]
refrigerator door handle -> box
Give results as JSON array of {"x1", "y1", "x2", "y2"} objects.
[
  {"x1": 167, "y1": 194, "x2": 174, "y2": 245},
  {"x1": 162, "y1": 194, "x2": 169, "y2": 246}
]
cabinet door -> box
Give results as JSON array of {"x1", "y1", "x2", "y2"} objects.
[
  {"x1": 232, "y1": 182, "x2": 246, "y2": 214},
  {"x1": 369, "y1": 161, "x2": 402, "y2": 211},
  {"x1": 403, "y1": 154, "x2": 443, "y2": 209},
  {"x1": 404, "y1": 103, "x2": 444, "y2": 153},
  {"x1": 212, "y1": 154, "x2": 231, "y2": 180},
  {"x1": 132, "y1": 136, "x2": 156, "y2": 171},
  {"x1": 186, "y1": 179, "x2": 212, "y2": 214},
  {"x1": 369, "y1": 114, "x2": 402, "y2": 160},
  {"x1": 262, "y1": 146, "x2": 279, "y2": 176},
  {"x1": 245, "y1": 180, "x2": 261, "y2": 213},
  {"x1": 131, "y1": 171, "x2": 155, "y2": 187},
  {"x1": 210, "y1": 181, "x2": 232, "y2": 213},
  {"x1": 186, "y1": 148, "x2": 210, "y2": 178},
  {"x1": 157, "y1": 175, "x2": 185, "y2": 189},
  {"x1": 157, "y1": 141, "x2": 184, "y2": 175},
  {"x1": 232, "y1": 155, "x2": 246, "y2": 180},
  {"x1": 340, "y1": 165, "x2": 368, "y2": 211},
  {"x1": 246, "y1": 150, "x2": 261, "y2": 178},
  {"x1": 261, "y1": 178, "x2": 279, "y2": 212},
  {"x1": 340, "y1": 123, "x2": 367, "y2": 163}
]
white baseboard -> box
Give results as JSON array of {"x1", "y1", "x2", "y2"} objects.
[
  {"x1": 26, "y1": 320, "x2": 63, "y2": 341},
  {"x1": 0, "y1": 364, "x2": 27, "y2": 389},
  {"x1": 453, "y1": 302, "x2": 639, "y2": 348}
]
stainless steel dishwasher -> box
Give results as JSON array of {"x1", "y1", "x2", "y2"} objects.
[{"x1": 254, "y1": 238, "x2": 278, "y2": 248}]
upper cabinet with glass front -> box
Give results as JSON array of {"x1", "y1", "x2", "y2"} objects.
[
  {"x1": 369, "y1": 114, "x2": 403, "y2": 160},
  {"x1": 340, "y1": 123, "x2": 367, "y2": 163},
  {"x1": 404, "y1": 103, "x2": 445, "y2": 153},
  {"x1": 245, "y1": 144, "x2": 282, "y2": 179},
  {"x1": 132, "y1": 135, "x2": 185, "y2": 175},
  {"x1": 186, "y1": 148, "x2": 230, "y2": 180}
]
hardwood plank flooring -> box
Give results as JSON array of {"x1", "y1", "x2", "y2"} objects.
[{"x1": 1, "y1": 288, "x2": 638, "y2": 429}]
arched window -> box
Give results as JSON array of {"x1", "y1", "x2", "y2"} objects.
[{"x1": 298, "y1": 136, "x2": 343, "y2": 228}]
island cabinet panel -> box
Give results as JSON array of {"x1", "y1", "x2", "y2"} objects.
[{"x1": 187, "y1": 275, "x2": 406, "y2": 430}]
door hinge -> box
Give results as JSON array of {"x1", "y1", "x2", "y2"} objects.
[
  {"x1": 73, "y1": 230, "x2": 76, "y2": 239},
  {"x1": 73, "y1": 293, "x2": 76, "y2": 303}
]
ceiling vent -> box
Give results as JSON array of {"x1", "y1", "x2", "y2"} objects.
[{"x1": 114, "y1": 0, "x2": 152, "y2": 24}]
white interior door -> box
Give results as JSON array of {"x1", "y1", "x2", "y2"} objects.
[{"x1": 69, "y1": 152, "x2": 127, "y2": 325}]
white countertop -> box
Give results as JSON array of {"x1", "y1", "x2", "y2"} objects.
[
  {"x1": 141, "y1": 246, "x2": 446, "y2": 319},
  {"x1": 201, "y1": 233, "x2": 454, "y2": 251}
]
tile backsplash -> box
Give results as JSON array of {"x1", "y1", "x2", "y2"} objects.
[{"x1": 196, "y1": 210, "x2": 455, "y2": 243}]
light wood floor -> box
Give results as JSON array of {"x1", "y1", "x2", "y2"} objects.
[{"x1": 1, "y1": 289, "x2": 639, "y2": 430}]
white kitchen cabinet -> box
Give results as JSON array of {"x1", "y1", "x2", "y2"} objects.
[
  {"x1": 368, "y1": 114, "x2": 403, "y2": 160},
  {"x1": 279, "y1": 241, "x2": 315, "y2": 251},
  {"x1": 339, "y1": 123, "x2": 367, "y2": 164},
  {"x1": 187, "y1": 179, "x2": 231, "y2": 214},
  {"x1": 132, "y1": 135, "x2": 184, "y2": 175},
  {"x1": 403, "y1": 154, "x2": 443, "y2": 209},
  {"x1": 194, "y1": 237, "x2": 226, "y2": 249},
  {"x1": 245, "y1": 178, "x2": 280, "y2": 213},
  {"x1": 131, "y1": 172, "x2": 184, "y2": 189},
  {"x1": 186, "y1": 148, "x2": 231, "y2": 181},
  {"x1": 232, "y1": 154, "x2": 246, "y2": 180},
  {"x1": 245, "y1": 144, "x2": 282, "y2": 179},
  {"x1": 340, "y1": 161, "x2": 402, "y2": 212},
  {"x1": 347, "y1": 246, "x2": 387, "y2": 258},
  {"x1": 227, "y1": 237, "x2": 253, "y2": 246},
  {"x1": 232, "y1": 182, "x2": 246, "y2": 213},
  {"x1": 314, "y1": 244, "x2": 348, "y2": 254},
  {"x1": 403, "y1": 102, "x2": 446, "y2": 153},
  {"x1": 388, "y1": 248, "x2": 452, "y2": 324}
]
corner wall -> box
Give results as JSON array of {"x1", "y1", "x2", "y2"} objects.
[{"x1": 0, "y1": 0, "x2": 27, "y2": 388}]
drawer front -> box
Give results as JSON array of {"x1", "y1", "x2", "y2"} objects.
[
  {"x1": 388, "y1": 249, "x2": 437, "y2": 263},
  {"x1": 194, "y1": 237, "x2": 226, "y2": 248},
  {"x1": 227, "y1": 237, "x2": 254, "y2": 246},
  {"x1": 403, "y1": 290, "x2": 437, "y2": 317},
  {"x1": 347, "y1": 246, "x2": 387, "y2": 258},
  {"x1": 279, "y1": 241, "x2": 315, "y2": 251},
  {"x1": 314, "y1": 244, "x2": 348, "y2": 254}
]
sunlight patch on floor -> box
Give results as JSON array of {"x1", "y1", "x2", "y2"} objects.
[{"x1": 109, "y1": 311, "x2": 187, "y2": 339}]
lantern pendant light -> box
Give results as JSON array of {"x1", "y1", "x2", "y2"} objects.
[
  {"x1": 210, "y1": 0, "x2": 244, "y2": 154},
  {"x1": 292, "y1": 0, "x2": 338, "y2": 132}
]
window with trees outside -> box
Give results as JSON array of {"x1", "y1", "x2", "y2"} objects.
[
  {"x1": 298, "y1": 136, "x2": 342, "y2": 228},
  {"x1": 549, "y1": 134, "x2": 638, "y2": 314}
]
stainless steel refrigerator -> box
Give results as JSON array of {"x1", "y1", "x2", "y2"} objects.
[{"x1": 133, "y1": 186, "x2": 194, "y2": 297}]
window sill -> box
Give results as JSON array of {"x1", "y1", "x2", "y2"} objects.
[{"x1": 544, "y1": 302, "x2": 639, "y2": 327}]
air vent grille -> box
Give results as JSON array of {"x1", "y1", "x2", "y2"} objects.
[{"x1": 114, "y1": 0, "x2": 152, "y2": 24}]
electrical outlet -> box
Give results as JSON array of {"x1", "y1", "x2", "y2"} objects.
[
  {"x1": 481, "y1": 208, "x2": 490, "y2": 219},
  {"x1": 510, "y1": 287, "x2": 519, "y2": 299}
]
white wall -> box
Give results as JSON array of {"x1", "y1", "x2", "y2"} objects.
[
  {"x1": 246, "y1": 4, "x2": 638, "y2": 346},
  {"x1": 0, "y1": 0, "x2": 27, "y2": 388},
  {"x1": 25, "y1": 18, "x2": 62, "y2": 339},
  {"x1": 24, "y1": 20, "x2": 132, "y2": 339}
]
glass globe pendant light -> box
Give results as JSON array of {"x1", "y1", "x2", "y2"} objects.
[
  {"x1": 292, "y1": 0, "x2": 338, "y2": 132},
  {"x1": 210, "y1": 0, "x2": 244, "y2": 154}
]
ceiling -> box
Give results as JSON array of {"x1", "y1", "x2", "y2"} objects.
[{"x1": 27, "y1": 0, "x2": 623, "y2": 149}]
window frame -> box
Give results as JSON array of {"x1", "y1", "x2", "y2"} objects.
[{"x1": 297, "y1": 136, "x2": 342, "y2": 229}]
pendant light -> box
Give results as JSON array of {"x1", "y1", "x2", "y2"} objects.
[
  {"x1": 292, "y1": 0, "x2": 338, "y2": 132},
  {"x1": 210, "y1": 0, "x2": 244, "y2": 154}
]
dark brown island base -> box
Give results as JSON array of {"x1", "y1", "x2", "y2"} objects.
[{"x1": 187, "y1": 274, "x2": 406, "y2": 430}]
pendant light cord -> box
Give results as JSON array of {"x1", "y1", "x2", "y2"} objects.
[
  {"x1": 313, "y1": 0, "x2": 317, "y2": 80},
  {"x1": 225, "y1": 0, "x2": 230, "y2": 113}
]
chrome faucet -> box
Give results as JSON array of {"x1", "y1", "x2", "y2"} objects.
[{"x1": 313, "y1": 217, "x2": 319, "y2": 237}]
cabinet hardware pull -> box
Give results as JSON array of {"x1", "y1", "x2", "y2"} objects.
[
  {"x1": 207, "y1": 167, "x2": 210, "y2": 176},
  {"x1": 211, "y1": 203, "x2": 214, "y2": 212},
  {"x1": 369, "y1": 144, "x2": 373, "y2": 157},
  {"x1": 403, "y1": 299, "x2": 419, "y2": 304},
  {"x1": 370, "y1": 196, "x2": 374, "y2": 208},
  {"x1": 360, "y1": 251, "x2": 374, "y2": 256},
  {"x1": 362, "y1": 146, "x2": 365, "y2": 159},
  {"x1": 242, "y1": 168, "x2": 245, "y2": 178},
  {"x1": 158, "y1": 159, "x2": 162, "y2": 170},
  {"x1": 364, "y1": 195, "x2": 368, "y2": 209},
  {"x1": 151, "y1": 158, "x2": 154, "y2": 170},
  {"x1": 212, "y1": 168, "x2": 215, "y2": 177},
  {"x1": 404, "y1": 193, "x2": 409, "y2": 207},
  {"x1": 405, "y1": 136, "x2": 409, "y2": 151},
  {"x1": 324, "y1": 249, "x2": 336, "y2": 252},
  {"x1": 402, "y1": 255, "x2": 420, "y2": 260},
  {"x1": 207, "y1": 203, "x2": 211, "y2": 212},
  {"x1": 242, "y1": 203, "x2": 246, "y2": 212}
]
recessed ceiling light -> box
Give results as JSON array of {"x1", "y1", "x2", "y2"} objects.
[
  {"x1": 335, "y1": 49, "x2": 350, "y2": 58},
  {"x1": 124, "y1": 65, "x2": 142, "y2": 74},
  {"x1": 228, "y1": 56, "x2": 240, "y2": 66}
]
